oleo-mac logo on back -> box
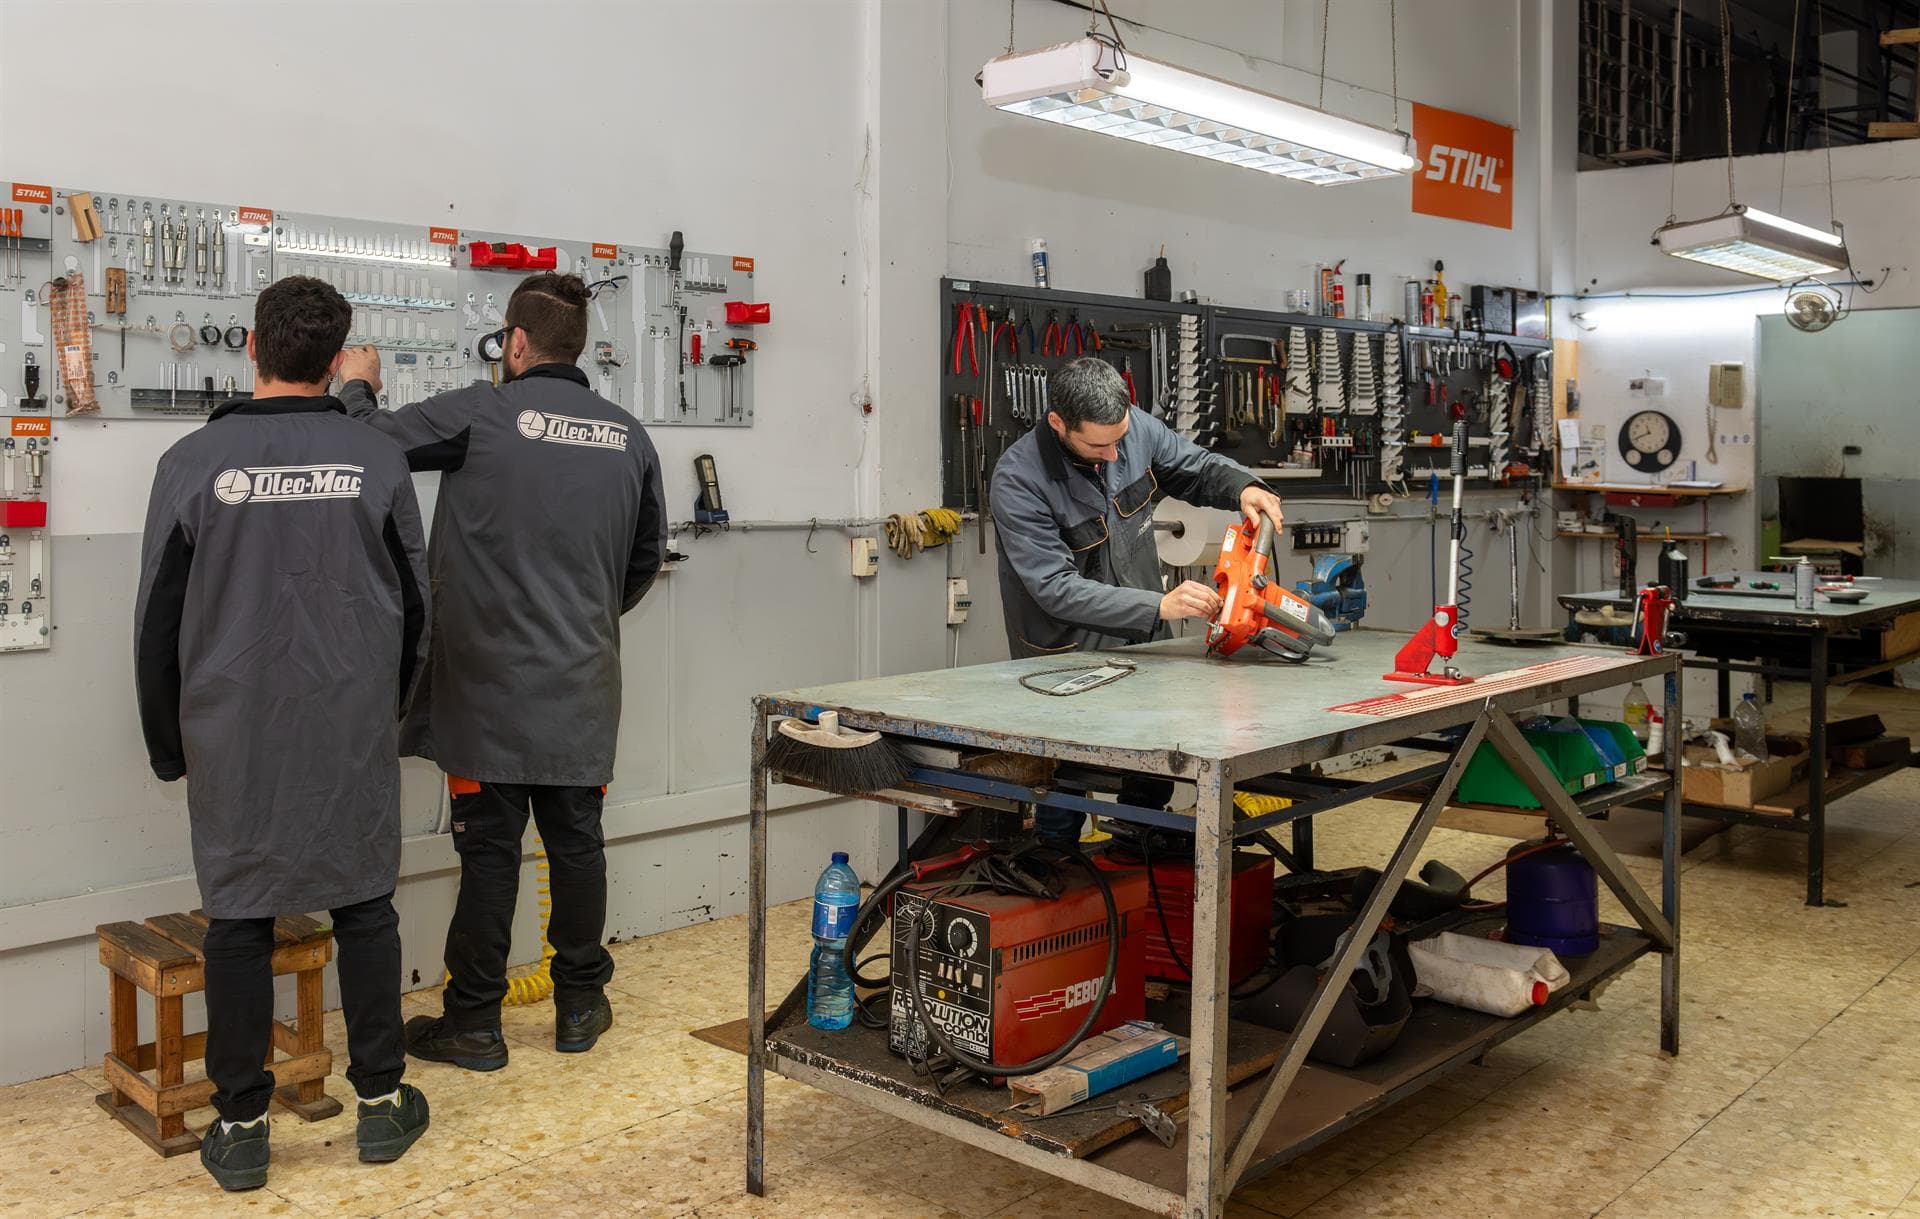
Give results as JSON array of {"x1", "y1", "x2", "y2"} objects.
[
  {"x1": 214, "y1": 464, "x2": 365, "y2": 505},
  {"x1": 516, "y1": 409, "x2": 628, "y2": 451}
]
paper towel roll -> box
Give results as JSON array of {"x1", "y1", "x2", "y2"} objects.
[{"x1": 1154, "y1": 498, "x2": 1237, "y2": 568}]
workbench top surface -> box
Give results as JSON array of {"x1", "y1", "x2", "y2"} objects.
[
  {"x1": 1560, "y1": 573, "x2": 1920, "y2": 630},
  {"x1": 764, "y1": 630, "x2": 1668, "y2": 774}
]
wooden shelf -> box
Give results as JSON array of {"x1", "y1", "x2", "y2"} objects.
[
  {"x1": 1552, "y1": 483, "x2": 1742, "y2": 498},
  {"x1": 1557, "y1": 531, "x2": 1726, "y2": 543}
]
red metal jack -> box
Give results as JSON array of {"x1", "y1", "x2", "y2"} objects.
[
  {"x1": 1387, "y1": 419, "x2": 1475, "y2": 686},
  {"x1": 1630, "y1": 585, "x2": 1679, "y2": 656}
]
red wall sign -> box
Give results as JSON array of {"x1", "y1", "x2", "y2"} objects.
[{"x1": 1410, "y1": 103, "x2": 1515, "y2": 230}]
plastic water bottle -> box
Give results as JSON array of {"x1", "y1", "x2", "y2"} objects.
[
  {"x1": 807, "y1": 851, "x2": 861, "y2": 1031},
  {"x1": 1733, "y1": 693, "x2": 1769, "y2": 762},
  {"x1": 1622, "y1": 682, "x2": 1652, "y2": 743}
]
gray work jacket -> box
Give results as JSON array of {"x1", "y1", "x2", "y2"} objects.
[
  {"x1": 989, "y1": 408, "x2": 1262, "y2": 658},
  {"x1": 340, "y1": 365, "x2": 666, "y2": 787},
  {"x1": 135, "y1": 396, "x2": 430, "y2": 919}
]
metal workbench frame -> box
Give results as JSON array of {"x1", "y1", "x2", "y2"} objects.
[
  {"x1": 1560, "y1": 579, "x2": 1920, "y2": 905},
  {"x1": 745, "y1": 637, "x2": 1681, "y2": 1219}
]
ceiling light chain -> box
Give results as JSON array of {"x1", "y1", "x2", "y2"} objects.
[
  {"x1": 1666, "y1": 0, "x2": 1684, "y2": 225},
  {"x1": 1390, "y1": 0, "x2": 1400, "y2": 130},
  {"x1": 1777, "y1": 0, "x2": 1802, "y2": 213},
  {"x1": 1319, "y1": 0, "x2": 1333, "y2": 110},
  {"x1": 1720, "y1": 0, "x2": 1737, "y2": 209}
]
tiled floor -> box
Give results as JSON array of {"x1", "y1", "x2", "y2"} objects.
[{"x1": 6, "y1": 772, "x2": 1919, "y2": 1218}]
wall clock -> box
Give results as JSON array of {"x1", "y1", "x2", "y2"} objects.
[{"x1": 1618, "y1": 409, "x2": 1681, "y2": 473}]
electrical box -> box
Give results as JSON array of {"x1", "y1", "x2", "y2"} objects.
[
  {"x1": 946, "y1": 577, "x2": 971, "y2": 625},
  {"x1": 0, "y1": 418, "x2": 51, "y2": 652},
  {"x1": 850, "y1": 537, "x2": 879, "y2": 578},
  {"x1": 1708, "y1": 362, "x2": 1745, "y2": 408}
]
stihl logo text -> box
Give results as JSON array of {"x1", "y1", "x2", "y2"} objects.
[
  {"x1": 1424, "y1": 146, "x2": 1504, "y2": 194},
  {"x1": 214, "y1": 464, "x2": 365, "y2": 505},
  {"x1": 516, "y1": 410, "x2": 629, "y2": 451}
]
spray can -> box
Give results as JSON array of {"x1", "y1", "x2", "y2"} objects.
[
  {"x1": 1354, "y1": 273, "x2": 1373, "y2": 321},
  {"x1": 1403, "y1": 279, "x2": 1422, "y2": 324},
  {"x1": 1421, "y1": 282, "x2": 1436, "y2": 326},
  {"x1": 1786, "y1": 554, "x2": 1816, "y2": 609},
  {"x1": 1030, "y1": 238, "x2": 1050, "y2": 289},
  {"x1": 1432, "y1": 260, "x2": 1448, "y2": 324}
]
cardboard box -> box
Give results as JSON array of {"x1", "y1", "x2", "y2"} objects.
[
  {"x1": 1833, "y1": 735, "x2": 1912, "y2": 771},
  {"x1": 1009, "y1": 1021, "x2": 1184, "y2": 1116},
  {"x1": 1680, "y1": 736, "x2": 1809, "y2": 809},
  {"x1": 1881, "y1": 611, "x2": 1920, "y2": 660}
]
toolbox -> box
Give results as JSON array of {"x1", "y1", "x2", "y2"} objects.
[{"x1": 1456, "y1": 718, "x2": 1608, "y2": 809}]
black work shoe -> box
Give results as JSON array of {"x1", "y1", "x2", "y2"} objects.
[
  {"x1": 199, "y1": 1117, "x2": 269, "y2": 1192},
  {"x1": 356, "y1": 1083, "x2": 430, "y2": 1163},
  {"x1": 556, "y1": 994, "x2": 614, "y2": 1053},
  {"x1": 404, "y1": 1014, "x2": 508, "y2": 1071}
]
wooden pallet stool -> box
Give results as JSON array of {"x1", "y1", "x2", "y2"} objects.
[{"x1": 94, "y1": 911, "x2": 342, "y2": 1155}]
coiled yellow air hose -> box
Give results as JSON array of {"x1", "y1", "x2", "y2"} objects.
[{"x1": 445, "y1": 836, "x2": 556, "y2": 1006}]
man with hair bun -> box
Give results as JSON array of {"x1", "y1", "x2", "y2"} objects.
[{"x1": 339, "y1": 271, "x2": 667, "y2": 1067}]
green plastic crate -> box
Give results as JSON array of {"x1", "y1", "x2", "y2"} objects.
[
  {"x1": 1456, "y1": 719, "x2": 1609, "y2": 810},
  {"x1": 1576, "y1": 718, "x2": 1648, "y2": 782}
]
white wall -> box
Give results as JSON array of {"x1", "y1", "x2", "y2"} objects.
[
  {"x1": 0, "y1": 0, "x2": 1570, "y2": 1084},
  {"x1": 0, "y1": 0, "x2": 901, "y2": 1086},
  {"x1": 1568, "y1": 140, "x2": 1920, "y2": 715},
  {"x1": 944, "y1": 0, "x2": 1571, "y2": 635}
]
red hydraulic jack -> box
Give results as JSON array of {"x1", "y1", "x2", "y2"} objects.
[{"x1": 1388, "y1": 418, "x2": 1474, "y2": 686}]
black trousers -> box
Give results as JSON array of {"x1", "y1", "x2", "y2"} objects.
[
  {"x1": 204, "y1": 892, "x2": 405, "y2": 1123},
  {"x1": 443, "y1": 782, "x2": 614, "y2": 1030}
]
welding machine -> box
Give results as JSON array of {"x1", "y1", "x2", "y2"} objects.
[
  {"x1": 887, "y1": 861, "x2": 1150, "y2": 1067},
  {"x1": 1094, "y1": 845, "x2": 1275, "y2": 987}
]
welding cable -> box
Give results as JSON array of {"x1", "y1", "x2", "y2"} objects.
[
  {"x1": 1135, "y1": 835, "x2": 1191, "y2": 983},
  {"x1": 901, "y1": 845, "x2": 1119, "y2": 1078}
]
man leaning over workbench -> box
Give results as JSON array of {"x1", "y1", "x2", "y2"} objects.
[
  {"x1": 335, "y1": 272, "x2": 668, "y2": 1071},
  {"x1": 990, "y1": 356, "x2": 1283, "y2": 844}
]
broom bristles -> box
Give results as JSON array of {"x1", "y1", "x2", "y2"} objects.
[{"x1": 766, "y1": 731, "x2": 913, "y2": 795}]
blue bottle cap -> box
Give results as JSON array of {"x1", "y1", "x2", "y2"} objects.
[{"x1": 831, "y1": 851, "x2": 849, "y2": 864}]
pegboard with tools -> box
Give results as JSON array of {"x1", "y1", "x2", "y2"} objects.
[
  {"x1": 0, "y1": 416, "x2": 52, "y2": 653},
  {"x1": 0, "y1": 179, "x2": 767, "y2": 426},
  {"x1": 939, "y1": 278, "x2": 1201, "y2": 513},
  {"x1": 939, "y1": 278, "x2": 1553, "y2": 508}
]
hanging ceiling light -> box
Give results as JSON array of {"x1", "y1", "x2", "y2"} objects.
[
  {"x1": 1653, "y1": 0, "x2": 1850, "y2": 281},
  {"x1": 1654, "y1": 204, "x2": 1849, "y2": 279},
  {"x1": 979, "y1": 37, "x2": 1418, "y2": 186}
]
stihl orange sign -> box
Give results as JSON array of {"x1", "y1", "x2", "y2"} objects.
[
  {"x1": 11, "y1": 182, "x2": 51, "y2": 205},
  {"x1": 592, "y1": 243, "x2": 619, "y2": 260},
  {"x1": 238, "y1": 206, "x2": 274, "y2": 227},
  {"x1": 1410, "y1": 103, "x2": 1514, "y2": 230},
  {"x1": 10, "y1": 417, "x2": 52, "y2": 436},
  {"x1": 428, "y1": 226, "x2": 459, "y2": 245}
]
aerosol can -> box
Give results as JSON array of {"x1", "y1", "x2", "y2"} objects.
[
  {"x1": 1773, "y1": 554, "x2": 1817, "y2": 609},
  {"x1": 1317, "y1": 261, "x2": 1346, "y2": 319}
]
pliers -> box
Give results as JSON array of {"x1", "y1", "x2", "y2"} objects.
[
  {"x1": 1119, "y1": 357, "x2": 1137, "y2": 404},
  {"x1": 1041, "y1": 311, "x2": 1065, "y2": 358},
  {"x1": 951, "y1": 301, "x2": 979, "y2": 376},
  {"x1": 1014, "y1": 312, "x2": 1037, "y2": 356},
  {"x1": 1063, "y1": 312, "x2": 1088, "y2": 356},
  {"x1": 989, "y1": 312, "x2": 1018, "y2": 357},
  {"x1": 1083, "y1": 318, "x2": 1103, "y2": 354}
]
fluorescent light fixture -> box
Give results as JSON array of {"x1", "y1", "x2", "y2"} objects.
[
  {"x1": 980, "y1": 38, "x2": 1418, "y2": 185},
  {"x1": 1653, "y1": 204, "x2": 1848, "y2": 281}
]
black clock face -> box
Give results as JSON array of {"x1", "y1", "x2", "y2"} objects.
[{"x1": 1619, "y1": 410, "x2": 1681, "y2": 472}]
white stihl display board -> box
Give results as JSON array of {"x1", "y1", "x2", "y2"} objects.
[{"x1": 0, "y1": 179, "x2": 766, "y2": 426}]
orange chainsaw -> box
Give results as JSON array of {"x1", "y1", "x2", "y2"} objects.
[{"x1": 1207, "y1": 513, "x2": 1338, "y2": 661}]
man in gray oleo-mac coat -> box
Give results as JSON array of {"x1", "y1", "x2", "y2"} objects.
[{"x1": 136, "y1": 276, "x2": 432, "y2": 1192}]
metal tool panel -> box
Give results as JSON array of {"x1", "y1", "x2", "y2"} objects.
[
  {"x1": 769, "y1": 632, "x2": 1664, "y2": 769},
  {"x1": 6, "y1": 182, "x2": 759, "y2": 426}
]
